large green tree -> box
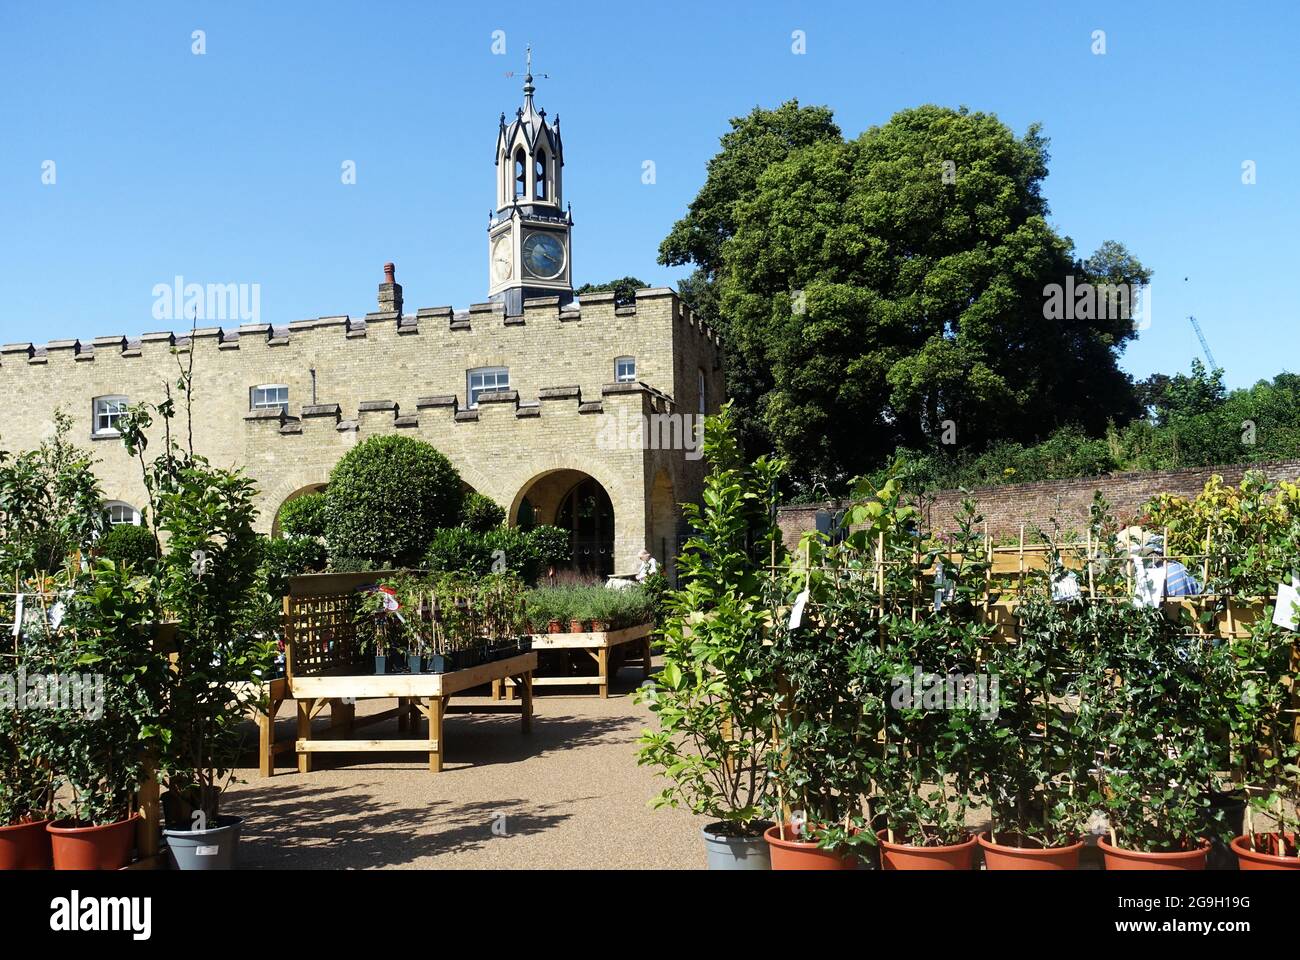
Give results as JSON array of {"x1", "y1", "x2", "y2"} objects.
[{"x1": 710, "y1": 104, "x2": 1147, "y2": 488}]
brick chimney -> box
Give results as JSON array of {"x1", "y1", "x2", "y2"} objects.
[{"x1": 378, "y1": 262, "x2": 403, "y2": 315}]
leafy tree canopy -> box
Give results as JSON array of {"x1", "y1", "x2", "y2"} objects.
[
  {"x1": 575, "y1": 276, "x2": 648, "y2": 307},
  {"x1": 677, "y1": 103, "x2": 1149, "y2": 489}
]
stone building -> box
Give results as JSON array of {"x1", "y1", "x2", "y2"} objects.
[{"x1": 0, "y1": 68, "x2": 723, "y2": 580}]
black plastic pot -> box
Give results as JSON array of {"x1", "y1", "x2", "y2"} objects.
[
  {"x1": 427, "y1": 653, "x2": 455, "y2": 673},
  {"x1": 407, "y1": 655, "x2": 423, "y2": 674},
  {"x1": 374, "y1": 655, "x2": 387, "y2": 675}
]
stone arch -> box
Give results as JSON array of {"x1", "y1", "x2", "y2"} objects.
[
  {"x1": 269, "y1": 481, "x2": 327, "y2": 537},
  {"x1": 647, "y1": 468, "x2": 678, "y2": 582},
  {"x1": 510, "y1": 467, "x2": 626, "y2": 579}
]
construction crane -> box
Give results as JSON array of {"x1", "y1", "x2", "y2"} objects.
[{"x1": 1187, "y1": 315, "x2": 1220, "y2": 371}]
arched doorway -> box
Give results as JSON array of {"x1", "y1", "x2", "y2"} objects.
[
  {"x1": 510, "y1": 469, "x2": 616, "y2": 579},
  {"x1": 555, "y1": 478, "x2": 615, "y2": 577}
]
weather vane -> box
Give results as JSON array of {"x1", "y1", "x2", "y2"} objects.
[{"x1": 504, "y1": 43, "x2": 549, "y2": 81}]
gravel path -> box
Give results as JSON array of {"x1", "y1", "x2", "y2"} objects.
[{"x1": 221, "y1": 662, "x2": 706, "y2": 869}]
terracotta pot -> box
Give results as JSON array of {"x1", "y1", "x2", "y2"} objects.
[
  {"x1": 763, "y1": 824, "x2": 858, "y2": 870},
  {"x1": 547, "y1": 620, "x2": 562, "y2": 634},
  {"x1": 1231, "y1": 833, "x2": 1300, "y2": 870},
  {"x1": 590, "y1": 620, "x2": 610, "y2": 632},
  {"x1": 878, "y1": 829, "x2": 976, "y2": 870},
  {"x1": 1097, "y1": 835, "x2": 1210, "y2": 870},
  {"x1": 978, "y1": 831, "x2": 1082, "y2": 870},
  {"x1": 569, "y1": 619, "x2": 586, "y2": 633},
  {"x1": 48, "y1": 814, "x2": 140, "y2": 870},
  {"x1": 0, "y1": 819, "x2": 53, "y2": 869}
]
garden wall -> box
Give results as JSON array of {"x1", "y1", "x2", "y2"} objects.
[{"x1": 777, "y1": 458, "x2": 1300, "y2": 548}]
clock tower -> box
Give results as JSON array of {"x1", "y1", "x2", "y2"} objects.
[{"x1": 488, "y1": 47, "x2": 573, "y2": 314}]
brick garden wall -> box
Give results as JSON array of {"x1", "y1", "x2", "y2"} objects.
[{"x1": 778, "y1": 459, "x2": 1300, "y2": 549}]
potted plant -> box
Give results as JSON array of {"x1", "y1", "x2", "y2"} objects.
[
  {"x1": 0, "y1": 617, "x2": 57, "y2": 869},
  {"x1": 43, "y1": 559, "x2": 169, "y2": 870},
  {"x1": 1080, "y1": 603, "x2": 1229, "y2": 869},
  {"x1": 1224, "y1": 612, "x2": 1300, "y2": 869},
  {"x1": 637, "y1": 406, "x2": 781, "y2": 870},
  {"x1": 981, "y1": 589, "x2": 1093, "y2": 869},
  {"x1": 861, "y1": 499, "x2": 993, "y2": 871},
  {"x1": 119, "y1": 399, "x2": 271, "y2": 870}
]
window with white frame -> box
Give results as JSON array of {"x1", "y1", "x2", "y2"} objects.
[
  {"x1": 251, "y1": 384, "x2": 289, "y2": 414},
  {"x1": 104, "y1": 501, "x2": 141, "y2": 526},
  {"x1": 615, "y1": 356, "x2": 636, "y2": 383},
  {"x1": 93, "y1": 396, "x2": 129, "y2": 437},
  {"x1": 467, "y1": 367, "x2": 509, "y2": 408}
]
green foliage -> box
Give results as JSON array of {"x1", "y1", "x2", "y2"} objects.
[
  {"x1": 881, "y1": 366, "x2": 1300, "y2": 494},
  {"x1": 359, "y1": 571, "x2": 528, "y2": 659},
  {"x1": 96, "y1": 523, "x2": 158, "y2": 571},
  {"x1": 1078, "y1": 604, "x2": 1235, "y2": 852},
  {"x1": 460, "y1": 491, "x2": 506, "y2": 533},
  {"x1": 636, "y1": 404, "x2": 785, "y2": 831},
  {"x1": 0, "y1": 411, "x2": 107, "y2": 577},
  {"x1": 276, "y1": 492, "x2": 328, "y2": 538},
  {"x1": 258, "y1": 535, "x2": 327, "y2": 601},
  {"x1": 40, "y1": 560, "x2": 171, "y2": 825},
  {"x1": 424, "y1": 524, "x2": 571, "y2": 584},
  {"x1": 719, "y1": 104, "x2": 1147, "y2": 487},
  {"x1": 324, "y1": 435, "x2": 464, "y2": 567},
  {"x1": 118, "y1": 382, "x2": 273, "y2": 826},
  {"x1": 523, "y1": 583, "x2": 654, "y2": 631},
  {"x1": 659, "y1": 99, "x2": 841, "y2": 333},
  {"x1": 575, "y1": 277, "x2": 648, "y2": 307}
]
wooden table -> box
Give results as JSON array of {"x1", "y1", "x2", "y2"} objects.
[
  {"x1": 286, "y1": 652, "x2": 537, "y2": 773},
  {"x1": 493, "y1": 623, "x2": 652, "y2": 700}
]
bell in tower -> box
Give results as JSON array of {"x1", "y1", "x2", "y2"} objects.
[{"x1": 488, "y1": 45, "x2": 574, "y2": 315}]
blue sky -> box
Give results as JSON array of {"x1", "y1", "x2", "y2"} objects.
[{"x1": 1, "y1": 0, "x2": 1295, "y2": 389}]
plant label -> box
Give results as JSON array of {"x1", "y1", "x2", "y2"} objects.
[
  {"x1": 1051, "y1": 572, "x2": 1080, "y2": 603},
  {"x1": 789, "y1": 589, "x2": 809, "y2": 630},
  {"x1": 1272, "y1": 581, "x2": 1298, "y2": 631},
  {"x1": 196, "y1": 845, "x2": 220, "y2": 856}
]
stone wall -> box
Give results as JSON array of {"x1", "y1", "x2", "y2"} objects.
[
  {"x1": 0, "y1": 277, "x2": 724, "y2": 576},
  {"x1": 778, "y1": 459, "x2": 1300, "y2": 549}
]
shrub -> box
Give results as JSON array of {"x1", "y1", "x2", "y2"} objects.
[
  {"x1": 277, "y1": 492, "x2": 328, "y2": 538},
  {"x1": 324, "y1": 435, "x2": 464, "y2": 567},
  {"x1": 259, "y1": 535, "x2": 327, "y2": 600},
  {"x1": 461, "y1": 492, "x2": 506, "y2": 532},
  {"x1": 96, "y1": 523, "x2": 158, "y2": 570},
  {"x1": 424, "y1": 524, "x2": 571, "y2": 584}
]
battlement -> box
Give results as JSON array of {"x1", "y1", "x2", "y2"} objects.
[
  {"x1": 240, "y1": 380, "x2": 676, "y2": 438},
  {"x1": 0, "y1": 285, "x2": 720, "y2": 367}
]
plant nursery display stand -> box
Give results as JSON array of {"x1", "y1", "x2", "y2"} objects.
[
  {"x1": 493, "y1": 622, "x2": 652, "y2": 699},
  {"x1": 288, "y1": 652, "x2": 537, "y2": 773}
]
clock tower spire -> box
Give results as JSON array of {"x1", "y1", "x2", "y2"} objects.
[{"x1": 489, "y1": 45, "x2": 573, "y2": 314}]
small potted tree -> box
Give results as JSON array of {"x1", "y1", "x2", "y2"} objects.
[
  {"x1": 637, "y1": 406, "x2": 781, "y2": 870},
  {"x1": 980, "y1": 592, "x2": 1091, "y2": 869},
  {"x1": 1081, "y1": 605, "x2": 1228, "y2": 869},
  {"x1": 118, "y1": 397, "x2": 272, "y2": 870},
  {"x1": 44, "y1": 560, "x2": 170, "y2": 870},
  {"x1": 1225, "y1": 613, "x2": 1300, "y2": 869},
  {"x1": 0, "y1": 629, "x2": 57, "y2": 869}
]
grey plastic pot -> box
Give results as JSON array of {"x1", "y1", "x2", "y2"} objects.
[
  {"x1": 701, "y1": 822, "x2": 773, "y2": 870},
  {"x1": 162, "y1": 816, "x2": 243, "y2": 870}
]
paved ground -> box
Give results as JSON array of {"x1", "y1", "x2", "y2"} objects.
[{"x1": 222, "y1": 661, "x2": 706, "y2": 869}]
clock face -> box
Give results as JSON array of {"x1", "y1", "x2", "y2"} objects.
[
  {"x1": 521, "y1": 231, "x2": 566, "y2": 280},
  {"x1": 491, "y1": 235, "x2": 513, "y2": 282}
]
